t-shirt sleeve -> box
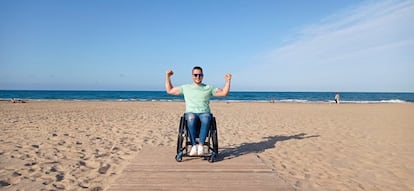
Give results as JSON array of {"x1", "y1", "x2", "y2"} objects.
[
  {"x1": 212, "y1": 87, "x2": 219, "y2": 96},
  {"x1": 178, "y1": 85, "x2": 184, "y2": 95}
]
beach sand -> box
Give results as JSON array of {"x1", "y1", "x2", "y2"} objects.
[{"x1": 0, "y1": 101, "x2": 413, "y2": 191}]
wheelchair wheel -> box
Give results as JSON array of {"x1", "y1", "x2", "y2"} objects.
[
  {"x1": 211, "y1": 117, "x2": 218, "y2": 153},
  {"x1": 175, "y1": 116, "x2": 186, "y2": 162},
  {"x1": 208, "y1": 117, "x2": 219, "y2": 163}
]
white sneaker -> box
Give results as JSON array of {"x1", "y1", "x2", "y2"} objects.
[
  {"x1": 197, "y1": 145, "x2": 204, "y2": 156},
  {"x1": 189, "y1": 145, "x2": 197, "y2": 156}
]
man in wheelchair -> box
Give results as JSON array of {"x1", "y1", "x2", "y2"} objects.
[{"x1": 165, "y1": 66, "x2": 231, "y2": 158}]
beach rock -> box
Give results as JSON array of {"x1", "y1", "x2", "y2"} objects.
[
  {"x1": 98, "y1": 164, "x2": 111, "y2": 174},
  {"x1": 78, "y1": 160, "x2": 86, "y2": 166},
  {"x1": 56, "y1": 173, "x2": 64, "y2": 181}
]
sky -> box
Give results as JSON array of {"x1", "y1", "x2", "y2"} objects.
[{"x1": 1, "y1": 0, "x2": 413, "y2": 92}]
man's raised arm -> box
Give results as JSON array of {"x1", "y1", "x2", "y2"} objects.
[
  {"x1": 214, "y1": 74, "x2": 232, "y2": 97},
  {"x1": 165, "y1": 70, "x2": 181, "y2": 95}
]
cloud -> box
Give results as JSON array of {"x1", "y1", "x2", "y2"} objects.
[{"x1": 241, "y1": 0, "x2": 414, "y2": 91}]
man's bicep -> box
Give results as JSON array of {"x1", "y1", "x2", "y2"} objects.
[
  {"x1": 214, "y1": 88, "x2": 225, "y2": 97},
  {"x1": 171, "y1": 87, "x2": 182, "y2": 95}
]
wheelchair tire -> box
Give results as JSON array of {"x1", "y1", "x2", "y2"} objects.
[
  {"x1": 211, "y1": 117, "x2": 219, "y2": 154},
  {"x1": 209, "y1": 117, "x2": 218, "y2": 163},
  {"x1": 176, "y1": 116, "x2": 186, "y2": 154}
]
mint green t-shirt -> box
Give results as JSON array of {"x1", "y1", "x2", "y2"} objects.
[{"x1": 179, "y1": 84, "x2": 218, "y2": 113}]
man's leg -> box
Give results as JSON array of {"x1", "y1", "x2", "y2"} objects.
[
  {"x1": 198, "y1": 113, "x2": 211, "y2": 144},
  {"x1": 185, "y1": 113, "x2": 198, "y2": 156},
  {"x1": 197, "y1": 113, "x2": 211, "y2": 155}
]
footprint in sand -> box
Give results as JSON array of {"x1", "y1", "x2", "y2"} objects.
[
  {"x1": 41, "y1": 177, "x2": 54, "y2": 186},
  {"x1": 4, "y1": 172, "x2": 21, "y2": 185},
  {"x1": 0, "y1": 180, "x2": 11, "y2": 187},
  {"x1": 78, "y1": 160, "x2": 100, "y2": 169}
]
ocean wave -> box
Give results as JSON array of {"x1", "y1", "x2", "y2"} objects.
[
  {"x1": 279, "y1": 99, "x2": 310, "y2": 103},
  {"x1": 340, "y1": 99, "x2": 407, "y2": 104}
]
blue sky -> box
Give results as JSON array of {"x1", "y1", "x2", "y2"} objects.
[{"x1": 1, "y1": 0, "x2": 413, "y2": 92}]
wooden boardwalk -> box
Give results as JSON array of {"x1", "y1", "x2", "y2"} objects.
[{"x1": 107, "y1": 146, "x2": 294, "y2": 191}]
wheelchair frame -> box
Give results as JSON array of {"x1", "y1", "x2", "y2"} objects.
[{"x1": 175, "y1": 113, "x2": 218, "y2": 163}]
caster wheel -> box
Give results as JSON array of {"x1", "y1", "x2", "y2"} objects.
[
  {"x1": 175, "y1": 152, "x2": 183, "y2": 162},
  {"x1": 208, "y1": 152, "x2": 217, "y2": 163}
]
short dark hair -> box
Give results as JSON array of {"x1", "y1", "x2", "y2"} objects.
[{"x1": 192, "y1": 66, "x2": 203, "y2": 73}]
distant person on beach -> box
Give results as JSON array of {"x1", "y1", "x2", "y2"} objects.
[
  {"x1": 335, "y1": 93, "x2": 340, "y2": 104},
  {"x1": 165, "y1": 66, "x2": 231, "y2": 156},
  {"x1": 10, "y1": 98, "x2": 26, "y2": 103}
]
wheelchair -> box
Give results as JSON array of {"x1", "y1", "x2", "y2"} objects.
[{"x1": 175, "y1": 113, "x2": 219, "y2": 163}]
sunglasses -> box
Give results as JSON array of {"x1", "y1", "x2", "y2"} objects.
[{"x1": 193, "y1": 74, "x2": 204, "y2": 77}]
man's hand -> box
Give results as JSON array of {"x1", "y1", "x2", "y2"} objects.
[
  {"x1": 224, "y1": 74, "x2": 232, "y2": 81},
  {"x1": 166, "y1": 70, "x2": 174, "y2": 78}
]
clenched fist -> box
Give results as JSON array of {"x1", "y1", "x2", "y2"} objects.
[
  {"x1": 166, "y1": 70, "x2": 174, "y2": 77},
  {"x1": 224, "y1": 74, "x2": 232, "y2": 81}
]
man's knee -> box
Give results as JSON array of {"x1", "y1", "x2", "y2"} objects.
[
  {"x1": 199, "y1": 113, "x2": 211, "y2": 121},
  {"x1": 186, "y1": 113, "x2": 195, "y2": 121}
]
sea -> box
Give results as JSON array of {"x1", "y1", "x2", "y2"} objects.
[{"x1": 1, "y1": 90, "x2": 413, "y2": 103}]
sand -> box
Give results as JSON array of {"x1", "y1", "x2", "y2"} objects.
[{"x1": 0, "y1": 101, "x2": 413, "y2": 191}]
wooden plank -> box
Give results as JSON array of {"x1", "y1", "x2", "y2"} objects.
[{"x1": 107, "y1": 146, "x2": 294, "y2": 191}]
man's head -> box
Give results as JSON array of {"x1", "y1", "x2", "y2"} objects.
[{"x1": 192, "y1": 66, "x2": 204, "y2": 85}]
